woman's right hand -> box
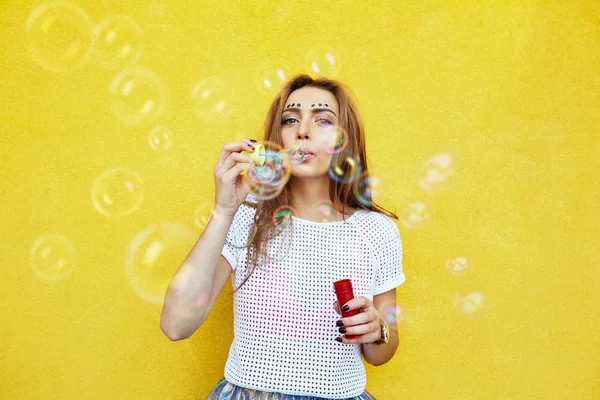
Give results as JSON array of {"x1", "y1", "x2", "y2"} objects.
[{"x1": 213, "y1": 139, "x2": 257, "y2": 218}]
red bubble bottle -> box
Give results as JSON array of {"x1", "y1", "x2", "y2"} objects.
[{"x1": 334, "y1": 279, "x2": 360, "y2": 339}]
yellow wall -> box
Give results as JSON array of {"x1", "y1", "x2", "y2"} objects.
[{"x1": 2, "y1": 0, "x2": 599, "y2": 399}]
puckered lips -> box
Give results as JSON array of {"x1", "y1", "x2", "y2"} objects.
[{"x1": 299, "y1": 147, "x2": 314, "y2": 162}]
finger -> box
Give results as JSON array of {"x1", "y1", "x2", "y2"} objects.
[
  {"x1": 337, "y1": 311, "x2": 372, "y2": 328},
  {"x1": 215, "y1": 141, "x2": 255, "y2": 170},
  {"x1": 337, "y1": 331, "x2": 380, "y2": 345},
  {"x1": 216, "y1": 152, "x2": 254, "y2": 175},
  {"x1": 337, "y1": 319, "x2": 379, "y2": 337},
  {"x1": 221, "y1": 162, "x2": 254, "y2": 182},
  {"x1": 333, "y1": 301, "x2": 341, "y2": 315},
  {"x1": 341, "y1": 296, "x2": 369, "y2": 313}
]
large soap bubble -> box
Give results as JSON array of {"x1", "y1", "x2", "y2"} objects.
[
  {"x1": 125, "y1": 221, "x2": 198, "y2": 305},
  {"x1": 91, "y1": 167, "x2": 144, "y2": 217},
  {"x1": 30, "y1": 234, "x2": 76, "y2": 281},
  {"x1": 109, "y1": 66, "x2": 166, "y2": 126},
  {"x1": 25, "y1": 1, "x2": 95, "y2": 72},
  {"x1": 93, "y1": 14, "x2": 143, "y2": 70},
  {"x1": 241, "y1": 141, "x2": 292, "y2": 200}
]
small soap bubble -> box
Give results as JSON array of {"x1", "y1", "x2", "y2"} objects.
[
  {"x1": 453, "y1": 291, "x2": 487, "y2": 318},
  {"x1": 399, "y1": 200, "x2": 430, "y2": 229},
  {"x1": 25, "y1": 1, "x2": 94, "y2": 72},
  {"x1": 383, "y1": 305, "x2": 403, "y2": 325},
  {"x1": 316, "y1": 202, "x2": 337, "y2": 222},
  {"x1": 273, "y1": 205, "x2": 295, "y2": 229},
  {"x1": 91, "y1": 168, "x2": 144, "y2": 217},
  {"x1": 447, "y1": 256, "x2": 472, "y2": 276},
  {"x1": 353, "y1": 173, "x2": 382, "y2": 206},
  {"x1": 286, "y1": 144, "x2": 305, "y2": 164},
  {"x1": 193, "y1": 202, "x2": 214, "y2": 231},
  {"x1": 318, "y1": 125, "x2": 348, "y2": 154},
  {"x1": 30, "y1": 234, "x2": 76, "y2": 281},
  {"x1": 191, "y1": 76, "x2": 233, "y2": 121},
  {"x1": 306, "y1": 47, "x2": 339, "y2": 77},
  {"x1": 148, "y1": 126, "x2": 172, "y2": 151},
  {"x1": 93, "y1": 15, "x2": 143, "y2": 70},
  {"x1": 256, "y1": 64, "x2": 288, "y2": 95},
  {"x1": 125, "y1": 221, "x2": 198, "y2": 305},
  {"x1": 109, "y1": 66, "x2": 166, "y2": 126},
  {"x1": 242, "y1": 141, "x2": 292, "y2": 200},
  {"x1": 416, "y1": 152, "x2": 456, "y2": 191},
  {"x1": 328, "y1": 154, "x2": 362, "y2": 184}
]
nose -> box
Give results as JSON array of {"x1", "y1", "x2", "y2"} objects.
[{"x1": 296, "y1": 119, "x2": 311, "y2": 141}]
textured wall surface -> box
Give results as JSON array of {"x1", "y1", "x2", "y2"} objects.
[{"x1": 2, "y1": 0, "x2": 599, "y2": 399}]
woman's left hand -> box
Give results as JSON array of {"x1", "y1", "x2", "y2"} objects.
[{"x1": 333, "y1": 296, "x2": 381, "y2": 344}]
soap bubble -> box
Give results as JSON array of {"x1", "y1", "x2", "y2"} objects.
[
  {"x1": 273, "y1": 205, "x2": 295, "y2": 229},
  {"x1": 383, "y1": 305, "x2": 403, "y2": 325},
  {"x1": 416, "y1": 152, "x2": 456, "y2": 191},
  {"x1": 91, "y1": 168, "x2": 144, "y2": 217},
  {"x1": 306, "y1": 47, "x2": 339, "y2": 77},
  {"x1": 353, "y1": 173, "x2": 382, "y2": 206},
  {"x1": 148, "y1": 126, "x2": 172, "y2": 151},
  {"x1": 447, "y1": 256, "x2": 472, "y2": 276},
  {"x1": 318, "y1": 125, "x2": 348, "y2": 154},
  {"x1": 191, "y1": 76, "x2": 233, "y2": 121},
  {"x1": 399, "y1": 200, "x2": 430, "y2": 229},
  {"x1": 193, "y1": 202, "x2": 214, "y2": 231},
  {"x1": 109, "y1": 66, "x2": 167, "y2": 126},
  {"x1": 25, "y1": 1, "x2": 94, "y2": 72},
  {"x1": 93, "y1": 14, "x2": 143, "y2": 70},
  {"x1": 316, "y1": 202, "x2": 337, "y2": 222},
  {"x1": 125, "y1": 221, "x2": 198, "y2": 305},
  {"x1": 328, "y1": 154, "x2": 362, "y2": 184},
  {"x1": 454, "y1": 291, "x2": 487, "y2": 318},
  {"x1": 286, "y1": 144, "x2": 305, "y2": 164},
  {"x1": 242, "y1": 141, "x2": 292, "y2": 200},
  {"x1": 30, "y1": 234, "x2": 76, "y2": 281},
  {"x1": 256, "y1": 63, "x2": 288, "y2": 95}
]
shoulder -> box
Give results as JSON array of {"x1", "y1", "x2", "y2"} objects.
[
  {"x1": 354, "y1": 210, "x2": 401, "y2": 247},
  {"x1": 356, "y1": 209, "x2": 399, "y2": 232},
  {"x1": 231, "y1": 195, "x2": 257, "y2": 230}
]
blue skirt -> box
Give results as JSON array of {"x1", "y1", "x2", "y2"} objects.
[{"x1": 206, "y1": 378, "x2": 377, "y2": 400}]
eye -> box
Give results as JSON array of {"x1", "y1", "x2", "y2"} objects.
[
  {"x1": 315, "y1": 117, "x2": 333, "y2": 126},
  {"x1": 282, "y1": 117, "x2": 299, "y2": 125}
]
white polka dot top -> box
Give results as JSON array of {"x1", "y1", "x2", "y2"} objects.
[{"x1": 220, "y1": 196, "x2": 406, "y2": 398}]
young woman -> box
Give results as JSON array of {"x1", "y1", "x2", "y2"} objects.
[{"x1": 160, "y1": 74, "x2": 406, "y2": 399}]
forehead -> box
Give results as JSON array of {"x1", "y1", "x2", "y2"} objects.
[{"x1": 285, "y1": 87, "x2": 338, "y2": 111}]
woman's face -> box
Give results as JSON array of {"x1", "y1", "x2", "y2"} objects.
[{"x1": 281, "y1": 86, "x2": 340, "y2": 179}]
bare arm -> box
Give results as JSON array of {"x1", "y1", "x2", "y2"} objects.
[
  {"x1": 160, "y1": 211, "x2": 234, "y2": 341},
  {"x1": 361, "y1": 289, "x2": 399, "y2": 366},
  {"x1": 160, "y1": 139, "x2": 256, "y2": 341}
]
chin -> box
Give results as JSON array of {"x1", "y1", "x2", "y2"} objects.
[{"x1": 290, "y1": 166, "x2": 327, "y2": 179}]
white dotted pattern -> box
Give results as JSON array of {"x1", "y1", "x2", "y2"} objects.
[{"x1": 220, "y1": 196, "x2": 406, "y2": 398}]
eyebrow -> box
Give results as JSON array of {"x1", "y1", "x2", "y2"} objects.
[{"x1": 282, "y1": 107, "x2": 337, "y2": 117}]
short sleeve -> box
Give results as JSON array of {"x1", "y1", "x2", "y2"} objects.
[
  {"x1": 220, "y1": 198, "x2": 256, "y2": 272},
  {"x1": 372, "y1": 216, "x2": 406, "y2": 295},
  {"x1": 221, "y1": 214, "x2": 242, "y2": 272}
]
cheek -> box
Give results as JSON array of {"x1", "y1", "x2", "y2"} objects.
[
  {"x1": 281, "y1": 130, "x2": 295, "y2": 148},
  {"x1": 318, "y1": 154, "x2": 333, "y2": 171}
]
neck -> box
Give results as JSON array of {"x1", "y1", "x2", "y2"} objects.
[{"x1": 288, "y1": 176, "x2": 354, "y2": 222}]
